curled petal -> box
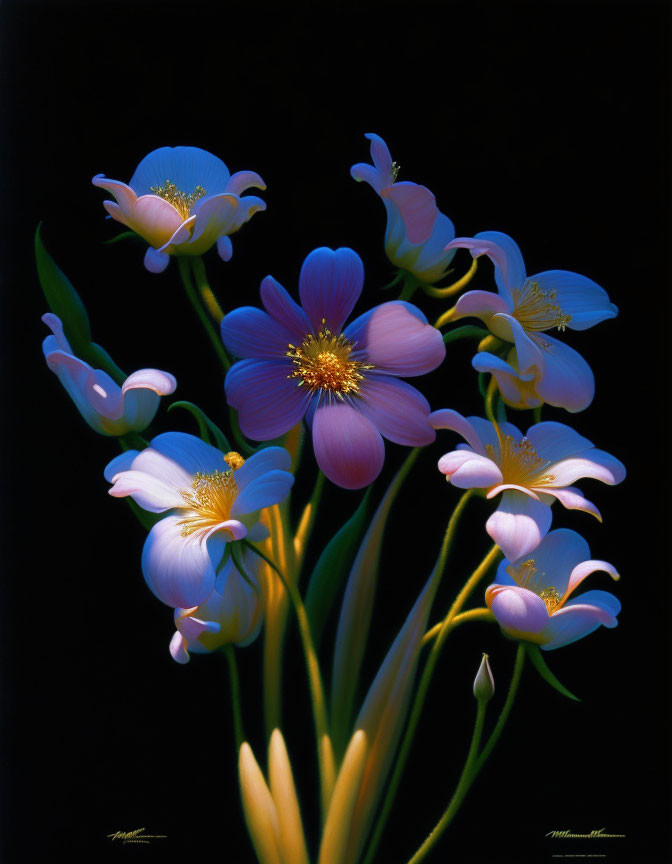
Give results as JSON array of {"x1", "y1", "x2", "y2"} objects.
[
  {"x1": 447, "y1": 231, "x2": 526, "y2": 300},
  {"x1": 299, "y1": 247, "x2": 364, "y2": 334},
  {"x1": 540, "y1": 590, "x2": 621, "y2": 650},
  {"x1": 107, "y1": 469, "x2": 186, "y2": 512},
  {"x1": 365, "y1": 132, "x2": 394, "y2": 180},
  {"x1": 312, "y1": 401, "x2": 384, "y2": 489},
  {"x1": 486, "y1": 585, "x2": 549, "y2": 638},
  {"x1": 226, "y1": 170, "x2": 266, "y2": 195},
  {"x1": 512, "y1": 528, "x2": 591, "y2": 594},
  {"x1": 104, "y1": 450, "x2": 139, "y2": 482},
  {"x1": 472, "y1": 351, "x2": 542, "y2": 410},
  {"x1": 537, "y1": 486, "x2": 602, "y2": 521},
  {"x1": 169, "y1": 631, "x2": 190, "y2": 664},
  {"x1": 546, "y1": 449, "x2": 626, "y2": 487},
  {"x1": 182, "y1": 193, "x2": 239, "y2": 254},
  {"x1": 438, "y1": 450, "x2": 502, "y2": 488},
  {"x1": 91, "y1": 175, "x2": 138, "y2": 216},
  {"x1": 486, "y1": 490, "x2": 552, "y2": 562},
  {"x1": 430, "y1": 408, "x2": 487, "y2": 454},
  {"x1": 357, "y1": 374, "x2": 436, "y2": 446},
  {"x1": 454, "y1": 289, "x2": 512, "y2": 324},
  {"x1": 563, "y1": 559, "x2": 620, "y2": 604}
]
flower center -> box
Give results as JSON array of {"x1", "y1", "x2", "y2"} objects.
[
  {"x1": 509, "y1": 559, "x2": 563, "y2": 614},
  {"x1": 512, "y1": 279, "x2": 572, "y2": 332},
  {"x1": 286, "y1": 323, "x2": 373, "y2": 398},
  {"x1": 177, "y1": 453, "x2": 245, "y2": 537},
  {"x1": 486, "y1": 434, "x2": 556, "y2": 487},
  {"x1": 150, "y1": 179, "x2": 207, "y2": 220}
]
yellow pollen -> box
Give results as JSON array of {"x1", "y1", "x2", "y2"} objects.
[
  {"x1": 514, "y1": 558, "x2": 544, "y2": 589},
  {"x1": 177, "y1": 469, "x2": 238, "y2": 537},
  {"x1": 513, "y1": 279, "x2": 572, "y2": 332},
  {"x1": 286, "y1": 322, "x2": 373, "y2": 398},
  {"x1": 539, "y1": 586, "x2": 562, "y2": 615},
  {"x1": 485, "y1": 435, "x2": 556, "y2": 487},
  {"x1": 224, "y1": 451, "x2": 245, "y2": 470},
  {"x1": 150, "y1": 179, "x2": 206, "y2": 220},
  {"x1": 390, "y1": 161, "x2": 400, "y2": 182}
]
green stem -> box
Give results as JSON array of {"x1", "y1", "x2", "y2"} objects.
[
  {"x1": 405, "y1": 701, "x2": 487, "y2": 864},
  {"x1": 224, "y1": 645, "x2": 244, "y2": 751},
  {"x1": 243, "y1": 541, "x2": 331, "y2": 818},
  {"x1": 191, "y1": 256, "x2": 225, "y2": 324},
  {"x1": 363, "y1": 497, "x2": 496, "y2": 864},
  {"x1": 398, "y1": 273, "x2": 421, "y2": 301},
  {"x1": 474, "y1": 642, "x2": 525, "y2": 773},
  {"x1": 533, "y1": 405, "x2": 542, "y2": 424},
  {"x1": 178, "y1": 257, "x2": 230, "y2": 371},
  {"x1": 485, "y1": 375, "x2": 498, "y2": 426}
]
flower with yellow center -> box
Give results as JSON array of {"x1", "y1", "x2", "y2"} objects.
[
  {"x1": 93, "y1": 146, "x2": 266, "y2": 273},
  {"x1": 105, "y1": 433, "x2": 294, "y2": 609},
  {"x1": 485, "y1": 529, "x2": 621, "y2": 650},
  {"x1": 431, "y1": 409, "x2": 625, "y2": 563},
  {"x1": 443, "y1": 230, "x2": 618, "y2": 412}
]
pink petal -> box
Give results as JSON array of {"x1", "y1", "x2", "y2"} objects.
[
  {"x1": 546, "y1": 450, "x2": 626, "y2": 487},
  {"x1": 536, "y1": 487, "x2": 602, "y2": 521},
  {"x1": 381, "y1": 181, "x2": 438, "y2": 244},
  {"x1": 357, "y1": 374, "x2": 435, "y2": 446},
  {"x1": 487, "y1": 484, "x2": 540, "y2": 501},
  {"x1": 447, "y1": 231, "x2": 526, "y2": 300},
  {"x1": 107, "y1": 469, "x2": 186, "y2": 512},
  {"x1": 169, "y1": 631, "x2": 190, "y2": 664},
  {"x1": 525, "y1": 421, "x2": 594, "y2": 462},
  {"x1": 226, "y1": 170, "x2": 266, "y2": 195},
  {"x1": 299, "y1": 247, "x2": 364, "y2": 334},
  {"x1": 344, "y1": 301, "x2": 445, "y2": 376},
  {"x1": 429, "y1": 409, "x2": 487, "y2": 454},
  {"x1": 438, "y1": 450, "x2": 503, "y2": 488},
  {"x1": 562, "y1": 559, "x2": 620, "y2": 604},
  {"x1": 132, "y1": 194, "x2": 185, "y2": 247},
  {"x1": 184, "y1": 193, "x2": 240, "y2": 253},
  {"x1": 529, "y1": 332, "x2": 595, "y2": 413},
  {"x1": 486, "y1": 490, "x2": 552, "y2": 562},
  {"x1": 91, "y1": 175, "x2": 138, "y2": 216},
  {"x1": 454, "y1": 290, "x2": 512, "y2": 324},
  {"x1": 312, "y1": 400, "x2": 385, "y2": 489},
  {"x1": 486, "y1": 585, "x2": 549, "y2": 636},
  {"x1": 122, "y1": 369, "x2": 176, "y2": 397}
]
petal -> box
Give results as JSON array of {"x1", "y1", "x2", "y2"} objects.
[
  {"x1": 217, "y1": 235, "x2": 233, "y2": 262},
  {"x1": 493, "y1": 560, "x2": 517, "y2": 586},
  {"x1": 438, "y1": 450, "x2": 503, "y2": 488},
  {"x1": 537, "y1": 486, "x2": 602, "y2": 521},
  {"x1": 169, "y1": 631, "x2": 190, "y2": 664},
  {"x1": 91, "y1": 175, "x2": 138, "y2": 216},
  {"x1": 404, "y1": 213, "x2": 457, "y2": 283},
  {"x1": 540, "y1": 590, "x2": 620, "y2": 650},
  {"x1": 486, "y1": 585, "x2": 549, "y2": 637},
  {"x1": 525, "y1": 421, "x2": 594, "y2": 462},
  {"x1": 357, "y1": 374, "x2": 435, "y2": 445},
  {"x1": 299, "y1": 247, "x2": 364, "y2": 334},
  {"x1": 312, "y1": 400, "x2": 385, "y2": 489},
  {"x1": 447, "y1": 231, "x2": 526, "y2": 300},
  {"x1": 529, "y1": 333, "x2": 595, "y2": 413},
  {"x1": 454, "y1": 290, "x2": 512, "y2": 324},
  {"x1": 366, "y1": 132, "x2": 394, "y2": 179},
  {"x1": 182, "y1": 193, "x2": 239, "y2": 254},
  {"x1": 225, "y1": 359, "x2": 311, "y2": 440},
  {"x1": 545, "y1": 449, "x2": 626, "y2": 487},
  {"x1": 563, "y1": 559, "x2": 620, "y2": 604},
  {"x1": 229, "y1": 195, "x2": 266, "y2": 232},
  {"x1": 345, "y1": 301, "x2": 445, "y2": 376},
  {"x1": 107, "y1": 469, "x2": 187, "y2": 512},
  {"x1": 142, "y1": 514, "x2": 216, "y2": 608},
  {"x1": 381, "y1": 181, "x2": 438, "y2": 245},
  {"x1": 122, "y1": 368, "x2": 176, "y2": 397},
  {"x1": 515, "y1": 528, "x2": 591, "y2": 594},
  {"x1": 119, "y1": 369, "x2": 177, "y2": 431},
  {"x1": 220, "y1": 306, "x2": 295, "y2": 359},
  {"x1": 472, "y1": 351, "x2": 542, "y2": 410},
  {"x1": 144, "y1": 246, "x2": 170, "y2": 273},
  {"x1": 351, "y1": 161, "x2": 385, "y2": 191},
  {"x1": 226, "y1": 170, "x2": 266, "y2": 195},
  {"x1": 486, "y1": 490, "x2": 553, "y2": 562},
  {"x1": 495, "y1": 313, "x2": 546, "y2": 374},
  {"x1": 429, "y1": 409, "x2": 488, "y2": 454},
  {"x1": 132, "y1": 194, "x2": 185, "y2": 247},
  {"x1": 234, "y1": 447, "x2": 292, "y2": 491},
  {"x1": 231, "y1": 469, "x2": 294, "y2": 517},
  {"x1": 144, "y1": 432, "x2": 226, "y2": 476},
  {"x1": 129, "y1": 146, "x2": 231, "y2": 197},
  {"x1": 534, "y1": 270, "x2": 618, "y2": 330},
  {"x1": 104, "y1": 450, "x2": 139, "y2": 483},
  {"x1": 260, "y1": 275, "x2": 311, "y2": 341}
]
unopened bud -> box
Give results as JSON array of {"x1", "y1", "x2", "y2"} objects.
[{"x1": 473, "y1": 653, "x2": 495, "y2": 704}]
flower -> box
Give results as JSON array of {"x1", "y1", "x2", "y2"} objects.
[
  {"x1": 486, "y1": 528, "x2": 620, "y2": 650},
  {"x1": 431, "y1": 410, "x2": 625, "y2": 562},
  {"x1": 105, "y1": 435, "x2": 294, "y2": 608},
  {"x1": 445, "y1": 231, "x2": 618, "y2": 412},
  {"x1": 42, "y1": 313, "x2": 176, "y2": 435},
  {"x1": 221, "y1": 247, "x2": 446, "y2": 489},
  {"x1": 351, "y1": 133, "x2": 456, "y2": 284},
  {"x1": 93, "y1": 146, "x2": 266, "y2": 273},
  {"x1": 169, "y1": 546, "x2": 264, "y2": 664}
]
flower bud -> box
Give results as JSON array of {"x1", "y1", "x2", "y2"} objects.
[{"x1": 473, "y1": 653, "x2": 495, "y2": 704}]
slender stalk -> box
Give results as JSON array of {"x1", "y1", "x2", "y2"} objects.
[
  {"x1": 191, "y1": 256, "x2": 225, "y2": 323},
  {"x1": 533, "y1": 405, "x2": 542, "y2": 424},
  {"x1": 433, "y1": 306, "x2": 457, "y2": 329},
  {"x1": 244, "y1": 541, "x2": 332, "y2": 819},
  {"x1": 485, "y1": 375, "x2": 498, "y2": 425},
  {"x1": 224, "y1": 645, "x2": 244, "y2": 751},
  {"x1": 178, "y1": 257, "x2": 230, "y2": 371},
  {"x1": 422, "y1": 607, "x2": 495, "y2": 646},
  {"x1": 294, "y1": 470, "x2": 326, "y2": 574},
  {"x1": 405, "y1": 702, "x2": 487, "y2": 864},
  {"x1": 398, "y1": 273, "x2": 421, "y2": 301},
  {"x1": 404, "y1": 643, "x2": 526, "y2": 864},
  {"x1": 423, "y1": 257, "x2": 478, "y2": 298},
  {"x1": 362, "y1": 493, "x2": 486, "y2": 864}
]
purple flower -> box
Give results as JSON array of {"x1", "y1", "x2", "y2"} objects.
[
  {"x1": 105, "y1": 435, "x2": 294, "y2": 608},
  {"x1": 221, "y1": 247, "x2": 446, "y2": 489},
  {"x1": 486, "y1": 529, "x2": 620, "y2": 650},
  {"x1": 431, "y1": 410, "x2": 625, "y2": 562},
  {"x1": 445, "y1": 231, "x2": 618, "y2": 412}
]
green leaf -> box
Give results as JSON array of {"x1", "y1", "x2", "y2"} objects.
[
  {"x1": 168, "y1": 401, "x2": 231, "y2": 452},
  {"x1": 478, "y1": 371, "x2": 488, "y2": 399},
  {"x1": 526, "y1": 644, "x2": 581, "y2": 701},
  {"x1": 103, "y1": 230, "x2": 143, "y2": 245},
  {"x1": 442, "y1": 324, "x2": 488, "y2": 345},
  {"x1": 305, "y1": 488, "x2": 371, "y2": 651},
  {"x1": 35, "y1": 223, "x2": 92, "y2": 353}
]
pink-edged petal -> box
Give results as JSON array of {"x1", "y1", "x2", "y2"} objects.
[
  {"x1": 221, "y1": 306, "x2": 295, "y2": 359},
  {"x1": 175, "y1": 607, "x2": 221, "y2": 642},
  {"x1": 495, "y1": 313, "x2": 545, "y2": 374},
  {"x1": 467, "y1": 416, "x2": 523, "y2": 454},
  {"x1": 438, "y1": 450, "x2": 503, "y2": 488},
  {"x1": 529, "y1": 332, "x2": 595, "y2": 413},
  {"x1": 487, "y1": 483, "x2": 540, "y2": 501},
  {"x1": 537, "y1": 487, "x2": 602, "y2": 521},
  {"x1": 122, "y1": 368, "x2": 177, "y2": 397},
  {"x1": 260, "y1": 275, "x2": 311, "y2": 341},
  {"x1": 299, "y1": 247, "x2": 364, "y2": 334},
  {"x1": 312, "y1": 400, "x2": 384, "y2": 489},
  {"x1": 169, "y1": 631, "x2": 190, "y2": 664},
  {"x1": 183, "y1": 193, "x2": 239, "y2": 253},
  {"x1": 107, "y1": 469, "x2": 186, "y2": 512},
  {"x1": 486, "y1": 585, "x2": 549, "y2": 637},
  {"x1": 231, "y1": 469, "x2": 294, "y2": 517},
  {"x1": 546, "y1": 449, "x2": 626, "y2": 487},
  {"x1": 104, "y1": 450, "x2": 139, "y2": 483},
  {"x1": 230, "y1": 195, "x2": 266, "y2": 231},
  {"x1": 533, "y1": 270, "x2": 618, "y2": 330},
  {"x1": 132, "y1": 194, "x2": 185, "y2": 246},
  {"x1": 563, "y1": 559, "x2": 620, "y2": 604},
  {"x1": 381, "y1": 181, "x2": 438, "y2": 245},
  {"x1": 472, "y1": 351, "x2": 542, "y2": 410},
  {"x1": 226, "y1": 170, "x2": 266, "y2": 195},
  {"x1": 540, "y1": 590, "x2": 620, "y2": 650},
  {"x1": 129, "y1": 146, "x2": 231, "y2": 197},
  {"x1": 234, "y1": 447, "x2": 292, "y2": 491},
  {"x1": 217, "y1": 235, "x2": 233, "y2": 262},
  {"x1": 225, "y1": 359, "x2": 311, "y2": 440},
  {"x1": 525, "y1": 421, "x2": 594, "y2": 462},
  {"x1": 92, "y1": 175, "x2": 138, "y2": 215},
  {"x1": 454, "y1": 290, "x2": 512, "y2": 324},
  {"x1": 142, "y1": 514, "x2": 216, "y2": 608},
  {"x1": 345, "y1": 301, "x2": 445, "y2": 376},
  {"x1": 144, "y1": 246, "x2": 170, "y2": 273},
  {"x1": 429, "y1": 409, "x2": 487, "y2": 454},
  {"x1": 144, "y1": 432, "x2": 226, "y2": 476},
  {"x1": 161, "y1": 214, "x2": 196, "y2": 249},
  {"x1": 357, "y1": 374, "x2": 435, "y2": 446},
  {"x1": 209, "y1": 519, "x2": 247, "y2": 541},
  {"x1": 447, "y1": 231, "x2": 526, "y2": 300},
  {"x1": 486, "y1": 490, "x2": 552, "y2": 562}
]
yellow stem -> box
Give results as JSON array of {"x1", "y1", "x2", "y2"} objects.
[
  {"x1": 433, "y1": 306, "x2": 458, "y2": 329},
  {"x1": 423, "y1": 257, "x2": 478, "y2": 298},
  {"x1": 422, "y1": 607, "x2": 495, "y2": 646}
]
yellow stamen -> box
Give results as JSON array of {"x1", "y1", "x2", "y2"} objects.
[
  {"x1": 224, "y1": 451, "x2": 245, "y2": 470},
  {"x1": 510, "y1": 559, "x2": 563, "y2": 615},
  {"x1": 287, "y1": 321, "x2": 373, "y2": 398},
  {"x1": 485, "y1": 435, "x2": 556, "y2": 487},
  {"x1": 539, "y1": 586, "x2": 562, "y2": 615},
  {"x1": 513, "y1": 279, "x2": 572, "y2": 332},
  {"x1": 150, "y1": 179, "x2": 206, "y2": 220},
  {"x1": 177, "y1": 469, "x2": 238, "y2": 537},
  {"x1": 390, "y1": 161, "x2": 400, "y2": 182}
]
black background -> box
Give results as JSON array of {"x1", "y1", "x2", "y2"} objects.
[{"x1": 2, "y1": 1, "x2": 670, "y2": 862}]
